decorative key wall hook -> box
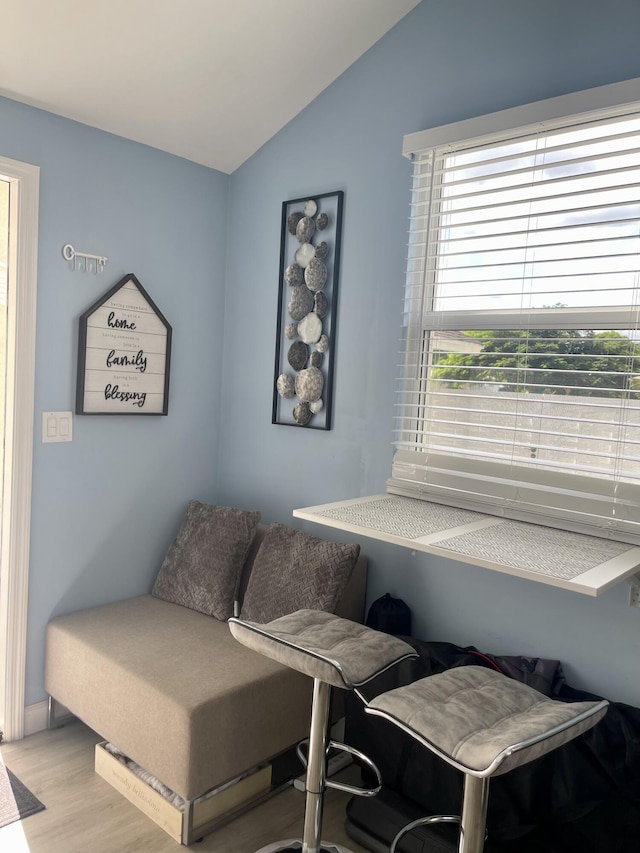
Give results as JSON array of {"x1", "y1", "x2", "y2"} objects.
[{"x1": 62, "y1": 243, "x2": 108, "y2": 274}]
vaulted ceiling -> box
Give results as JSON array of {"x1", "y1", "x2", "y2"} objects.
[{"x1": 2, "y1": 0, "x2": 421, "y2": 173}]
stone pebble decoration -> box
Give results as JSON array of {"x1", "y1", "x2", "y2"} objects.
[
  {"x1": 276, "y1": 373, "x2": 296, "y2": 398},
  {"x1": 287, "y1": 283, "x2": 314, "y2": 321},
  {"x1": 298, "y1": 312, "x2": 322, "y2": 344},
  {"x1": 277, "y1": 197, "x2": 331, "y2": 425},
  {"x1": 284, "y1": 263, "x2": 303, "y2": 286}
]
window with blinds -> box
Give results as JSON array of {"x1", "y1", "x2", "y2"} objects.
[{"x1": 391, "y1": 95, "x2": 640, "y2": 544}]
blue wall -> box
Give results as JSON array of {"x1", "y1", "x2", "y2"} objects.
[
  {"x1": 3, "y1": 0, "x2": 640, "y2": 712},
  {"x1": 0, "y1": 97, "x2": 230, "y2": 705},
  {"x1": 220, "y1": 0, "x2": 640, "y2": 705}
]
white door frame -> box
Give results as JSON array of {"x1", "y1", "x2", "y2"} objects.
[{"x1": 0, "y1": 155, "x2": 39, "y2": 742}]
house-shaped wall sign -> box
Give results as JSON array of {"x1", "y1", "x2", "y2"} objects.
[{"x1": 76, "y1": 273, "x2": 172, "y2": 415}]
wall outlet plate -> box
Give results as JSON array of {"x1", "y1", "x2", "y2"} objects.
[{"x1": 42, "y1": 411, "x2": 73, "y2": 443}]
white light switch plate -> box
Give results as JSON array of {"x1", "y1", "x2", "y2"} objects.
[{"x1": 42, "y1": 411, "x2": 73, "y2": 443}]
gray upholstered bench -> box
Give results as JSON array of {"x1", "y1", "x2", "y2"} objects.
[{"x1": 45, "y1": 506, "x2": 367, "y2": 844}]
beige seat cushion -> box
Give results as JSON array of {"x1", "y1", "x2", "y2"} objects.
[
  {"x1": 45, "y1": 595, "x2": 312, "y2": 800},
  {"x1": 230, "y1": 609, "x2": 417, "y2": 689},
  {"x1": 367, "y1": 666, "x2": 608, "y2": 778}
]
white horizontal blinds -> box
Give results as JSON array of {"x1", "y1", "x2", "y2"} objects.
[
  {"x1": 393, "y1": 106, "x2": 640, "y2": 543},
  {"x1": 432, "y1": 114, "x2": 640, "y2": 313},
  {"x1": 398, "y1": 150, "x2": 434, "y2": 449}
]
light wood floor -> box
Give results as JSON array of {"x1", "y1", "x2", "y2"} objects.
[{"x1": 0, "y1": 722, "x2": 371, "y2": 852}]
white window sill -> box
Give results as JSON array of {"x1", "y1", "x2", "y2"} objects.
[{"x1": 293, "y1": 494, "x2": 640, "y2": 597}]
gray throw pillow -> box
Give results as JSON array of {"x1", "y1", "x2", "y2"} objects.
[
  {"x1": 240, "y1": 523, "x2": 360, "y2": 623},
  {"x1": 152, "y1": 501, "x2": 261, "y2": 620}
]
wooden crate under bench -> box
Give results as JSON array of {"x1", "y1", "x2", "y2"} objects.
[{"x1": 95, "y1": 741, "x2": 272, "y2": 844}]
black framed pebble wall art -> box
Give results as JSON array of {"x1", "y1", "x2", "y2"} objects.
[
  {"x1": 76, "y1": 273, "x2": 172, "y2": 415},
  {"x1": 272, "y1": 191, "x2": 344, "y2": 429}
]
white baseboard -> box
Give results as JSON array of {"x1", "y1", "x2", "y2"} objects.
[{"x1": 24, "y1": 700, "x2": 49, "y2": 736}]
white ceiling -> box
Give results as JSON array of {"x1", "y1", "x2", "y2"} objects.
[{"x1": 1, "y1": 0, "x2": 421, "y2": 174}]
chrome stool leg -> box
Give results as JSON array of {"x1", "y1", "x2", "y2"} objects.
[
  {"x1": 302, "y1": 679, "x2": 331, "y2": 852},
  {"x1": 388, "y1": 775, "x2": 489, "y2": 853},
  {"x1": 255, "y1": 678, "x2": 357, "y2": 853},
  {"x1": 390, "y1": 815, "x2": 460, "y2": 853},
  {"x1": 459, "y1": 776, "x2": 489, "y2": 853}
]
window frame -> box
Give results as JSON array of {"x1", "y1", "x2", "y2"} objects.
[{"x1": 395, "y1": 78, "x2": 640, "y2": 544}]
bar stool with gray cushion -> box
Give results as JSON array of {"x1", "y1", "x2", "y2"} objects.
[
  {"x1": 366, "y1": 665, "x2": 609, "y2": 853},
  {"x1": 229, "y1": 608, "x2": 418, "y2": 853}
]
